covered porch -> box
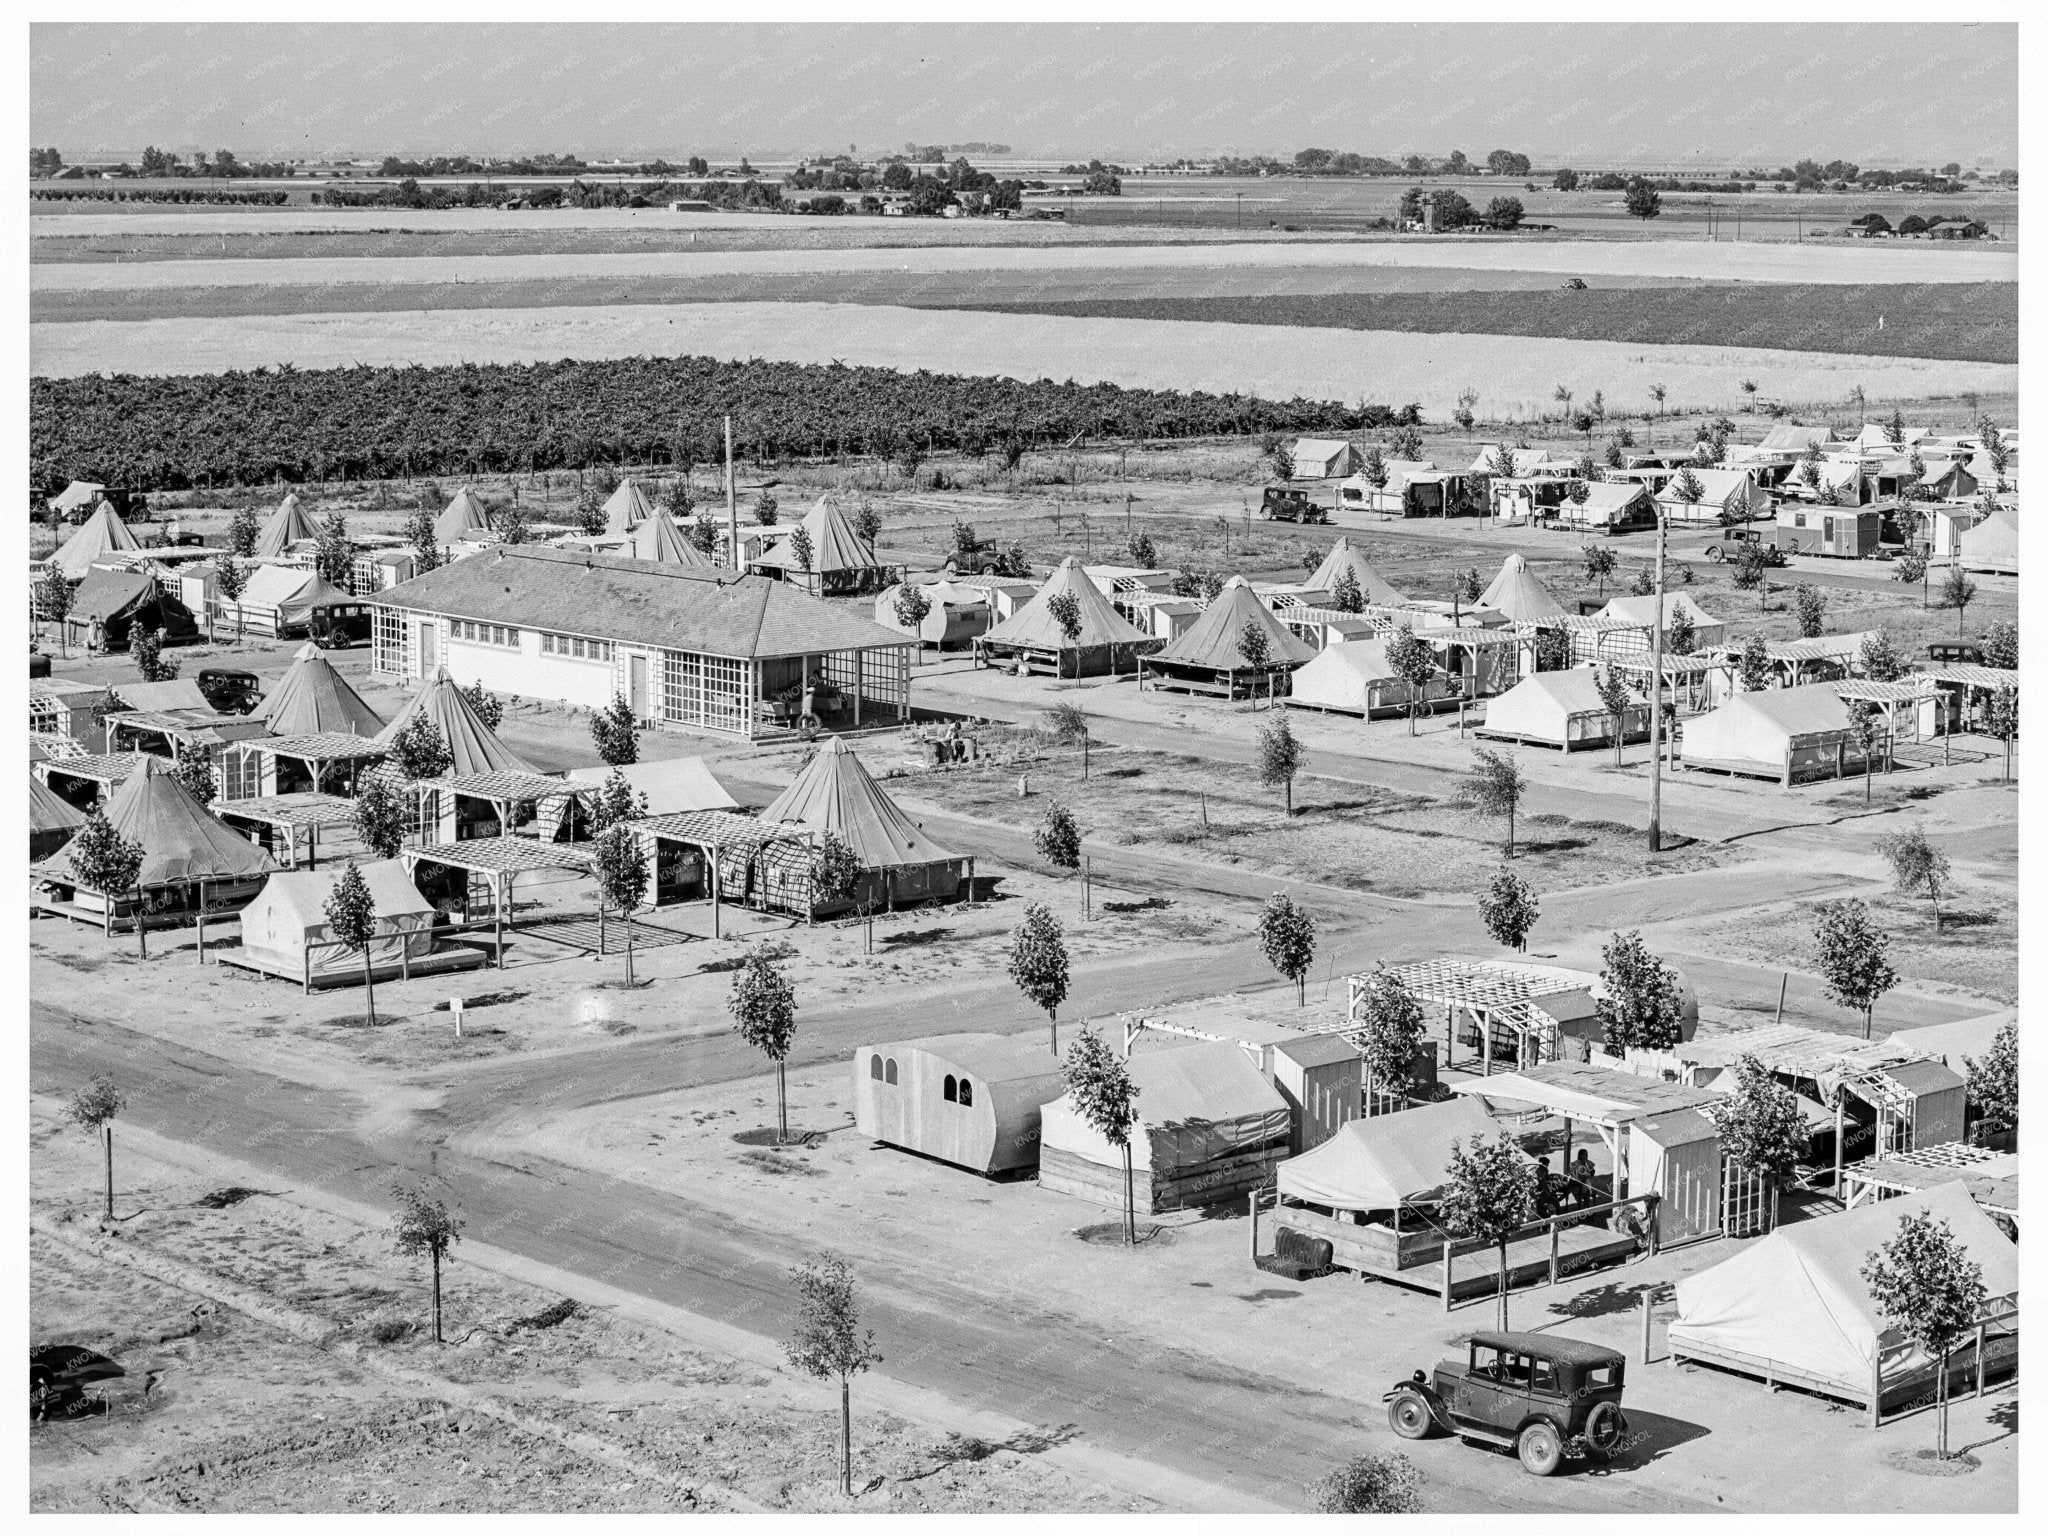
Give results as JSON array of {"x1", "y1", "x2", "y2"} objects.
[
  {"x1": 212, "y1": 792, "x2": 362, "y2": 870},
  {"x1": 219, "y1": 733, "x2": 387, "y2": 800}
]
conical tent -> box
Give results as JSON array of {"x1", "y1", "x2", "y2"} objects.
[
  {"x1": 1305, "y1": 537, "x2": 1407, "y2": 607},
  {"x1": 253, "y1": 642, "x2": 386, "y2": 737},
  {"x1": 758, "y1": 496, "x2": 880, "y2": 576},
  {"x1": 1151, "y1": 578, "x2": 1315, "y2": 671},
  {"x1": 31, "y1": 772, "x2": 90, "y2": 858},
  {"x1": 374, "y1": 666, "x2": 537, "y2": 776},
  {"x1": 759, "y1": 736, "x2": 959, "y2": 869},
  {"x1": 50, "y1": 502, "x2": 142, "y2": 580},
  {"x1": 629, "y1": 506, "x2": 714, "y2": 566},
  {"x1": 37, "y1": 755, "x2": 277, "y2": 888},
  {"x1": 254, "y1": 493, "x2": 320, "y2": 558},
  {"x1": 981, "y1": 557, "x2": 1152, "y2": 650},
  {"x1": 1478, "y1": 554, "x2": 1568, "y2": 623},
  {"x1": 603, "y1": 479, "x2": 656, "y2": 536},
  {"x1": 433, "y1": 487, "x2": 493, "y2": 547}
]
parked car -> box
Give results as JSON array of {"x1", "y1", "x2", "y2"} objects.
[
  {"x1": 1703, "y1": 527, "x2": 1786, "y2": 565},
  {"x1": 1927, "y1": 640, "x2": 1985, "y2": 665},
  {"x1": 196, "y1": 667, "x2": 262, "y2": 715},
  {"x1": 309, "y1": 603, "x2": 373, "y2": 649},
  {"x1": 1260, "y1": 486, "x2": 1328, "y2": 524},
  {"x1": 1384, "y1": 1330, "x2": 1629, "y2": 1477}
]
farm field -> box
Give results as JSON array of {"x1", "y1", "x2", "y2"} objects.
[{"x1": 33, "y1": 301, "x2": 2018, "y2": 420}]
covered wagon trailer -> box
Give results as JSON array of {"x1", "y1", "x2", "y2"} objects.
[{"x1": 852, "y1": 1033, "x2": 1069, "y2": 1175}]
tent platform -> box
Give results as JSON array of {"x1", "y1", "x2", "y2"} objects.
[
  {"x1": 215, "y1": 942, "x2": 491, "y2": 988},
  {"x1": 1670, "y1": 1334, "x2": 2018, "y2": 1419},
  {"x1": 30, "y1": 891, "x2": 261, "y2": 934},
  {"x1": 1274, "y1": 1204, "x2": 1638, "y2": 1298}
]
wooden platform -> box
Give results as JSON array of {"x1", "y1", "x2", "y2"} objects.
[
  {"x1": 1273, "y1": 1204, "x2": 1638, "y2": 1299},
  {"x1": 215, "y1": 943, "x2": 490, "y2": 988},
  {"x1": 512, "y1": 912, "x2": 701, "y2": 956},
  {"x1": 1041, "y1": 1142, "x2": 1285, "y2": 1214}
]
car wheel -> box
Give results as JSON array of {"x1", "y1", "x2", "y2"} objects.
[
  {"x1": 1707, "y1": 547, "x2": 1725, "y2": 563},
  {"x1": 1387, "y1": 1389, "x2": 1439, "y2": 1440},
  {"x1": 1584, "y1": 1400, "x2": 1626, "y2": 1453},
  {"x1": 1517, "y1": 1421, "x2": 1563, "y2": 1477}
]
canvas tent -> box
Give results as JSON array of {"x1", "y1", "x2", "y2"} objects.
[
  {"x1": 1657, "y1": 468, "x2": 1770, "y2": 525},
  {"x1": 433, "y1": 487, "x2": 493, "y2": 548},
  {"x1": 853, "y1": 1033, "x2": 1071, "y2": 1174},
  {"x1": 1289, "y1": 437, "x2": 1359, "y2": 479},
  {"x1": 254, "y1": 493, "x2": 320, "y2": 558},
  {"x1": 758, "y1": 735, "x2": 965, "y2": 911},
  {"x1": 1887, "y1": 1009, "x2": 2014, "y2": 1075},
  {"x1": 628, "y1": 507, "x2": 714, "y2": 567},
  {"x1": 30, "y1": 772, "x2": 89, "y2": 861},
  {"x1": 1276, "y1": 1095, "x2": 1514, "y2": 1212},
  {"x1": 566, "y1": 756, "x2": 739, "y2": 816},
  {"x1": 63, "y1": 569, "x2": 199, "y2": 653},
  {"x1": 1467, "y1": 444, "x2": 1556, "y2": 478},
  {"x1": 50, "y1": 502, "x2": 143, "y2": 581},
  {"x1": 1477, "y1": 555, "x2": 1568, "y2": 622},
  {"x1": 602, "y1": 479, "x2": 656, "y2": 535},
  {"x1": 1680, "y1": 683, "x2": 1871, "y2": 784},
  {"x1": 234, "y1": 859, "x2": 452, "y2": 986},
  {"x1": 976, "y1": 557, "x2": 1161, "y2": 677},
  {"x1": 1594, "y1": 591, "x2": 1728, "y2": 650},
  {"x1": 1287, "y1": 638, "x2": 1457, "y2": 718},
  {"x1": 1040, "y1": 1042, "x2": 1292, "y2": 1213},
  {"x1": 1477, "y1": 669, "x2": 1650, "y2": 752},
  {"x1": 1669, "y1": 1182, "x2": 2016, "y2": 1417},
  {"x1": 253, "y1": 643, "x2": 385, "y2": 737},
  {"x1": 374, "y1": 666, "x2": 538, "y2": 776},
  {"x1": 1142, "y1": 577, "x2": 1316, "y2": 698},
  {"x1": 1556, "y1": 481, "x2": 1657, "y2": 533},
  {"x1": 48, "y1": 480, "x2": 107, "y2": 518},
  {"x1": 1304, "y1": 537, "x2": 1407, "y2": 607},
  {"x1": 1957, "y1": 504, "x2": 2018, "y2": 574},
  {"x1": 217, "y1": 564, "x2": 352, "y2": 639},
  {"x1": 751, "y1": 497, "x2": 890, "y2": 595}
]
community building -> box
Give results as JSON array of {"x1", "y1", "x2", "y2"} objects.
[
  {"x1": 852, "y1": 1033, "x2": 1069, "y2": 1175},
  {"x1": 371, "y1": 547, "x2": 915, "y2": 739}
]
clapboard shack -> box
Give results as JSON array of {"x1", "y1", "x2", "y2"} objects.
[
  {"x1": 852, "y1": 1033, "x2": 1068, "y2": 1175},
  {"x1": 1039, "y1": 1041, "x2": 1291, "y2": 1214}
]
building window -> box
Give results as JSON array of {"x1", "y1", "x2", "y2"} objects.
[
  {"x1": 957, "y1": 1078, "x2": 973, "y2": 1108},
  {"x1": 870, "y1": 1054, "x2": 883, "y2": 1081},
  {"x1": 373, "y1": 606, "x2": 409, "y2": 676},
  {"x1": 541, "y1": 632, "x2": 615, "y2": 661},
  {"x1": 451, "y1": 619, "x2": 519, "y2": 647},
  {"x1": 884, "y1": 1058, "x2": 897, "y2": 1086},
  {"x1": 942, "y1": 1074, "x2": 957, "y2": 1103}
]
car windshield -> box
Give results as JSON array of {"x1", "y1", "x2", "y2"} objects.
[{"x1": 1469, "y1": 1345, "x2": 1502, "y2": 1380}]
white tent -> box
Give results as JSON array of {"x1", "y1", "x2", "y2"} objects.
[
  {"x1": 236, "y1": 860, "x2": 439, "y2": 983},
  {"x1": 602, "y1": 479, "x2": 657, "y2": 535},
  {"x1": 1467, "y1": 444, "x2": 1556, "y2": 477},
  {"x1": 1276, "y1": 1096, "x2": 1519, "y2": 1210},
  {"x1": 566, "y1": 756, "x2": 739, "y2": 816},
  {"x1": 217, "y1": 564, "x2": 350, "y2": 637},
  {"x1": 1288, "y1": 639, "x2": 1456, "y2": 718},
  {"x1": 433, "y1": 487, "x2": 493, "y2": 547},
  {"x1": 1290, "y1": 438, "x2": 1359, "y2": 479},
  {"x1": 1681, "y1": 683, "x2": 1866, "y2": 782},
  {"x1": 1656, "y1": 468, "x2": 1770, "y2": 525},
  {"x1": 1304, "y1": 537, "x2": 1407, "y2": 607},
  {"x1": 1477, "y1": 554, "x2": 1568, "y2": 622},
  {"x1": 48, "y1": 480, "x2": 107, "y2": 517},
  {"x1": 1555, "y1": 481, "x2": 1656, "y2": 533},
  {"x1": 1957, "y1": 505, "x2": 2018, "y2": 574},
  {"x1": 1669, "y1": 1182, "x2": 2015, "y2": 1407},
  {"x1": 254, "y1": 493, "x2": 320, "y2": 558},
  {"x1": 1594, "y1": 591, "x2": 1728, "y2": 649},
  {"x1": 50, "y1": 502, "x2": 142, "y2": 581},
  {"x1": 1887, "y1": 1008, "x2": 2014, "y2": 1073},
  {"x1": 1478, "y1": 669, "x2": 1649, "y2": 751}
]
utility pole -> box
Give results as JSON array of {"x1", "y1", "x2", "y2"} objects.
[
  {"x1": 724, "y1": 414, "x2": 739, "y2": 572},
  {"x1": 1647, "y1": 505, "x2": 1668, "y2": 852}
]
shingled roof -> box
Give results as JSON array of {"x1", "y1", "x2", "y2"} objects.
[{"x1": 376, "y1": 546, "x2": 910, "y2": 660}]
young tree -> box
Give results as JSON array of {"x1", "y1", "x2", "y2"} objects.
[
  {"x1": 1623, "y1": 176, "x2": 1663, "y2": 220},
  {"x1": 1812, "y1": 899, "x2": 1897, "y2": 1039},
  {"x1": 1962, "y1": 1018, "x2": 2018, "y2": 1146},
  {"x1": 753, "y1": 488, "x2": 780, "y2": 527},
  {"x1": 1983, "y1": 681, "x2": 2018, "y2": 783},
  {"x1": 588, "y1": 768, "x2": 650, "y2": 833},
  {"x1": 1330, "y1": 565, "x2": 1363, "y2": 615},
  {"x1": 852, "y1": 498, "x2": 882, "y2": 546},
  {"x1": 1460, "y1": 747, "x2": 1527, "y2": 858},
  {"x1": 1595, "y1": 666, "x2": 1634, "y2": 768},
  {"x1": 789, "y1": 524, "x2": 816, "y2": 585},
  {"x1": 1063, "y1": 1027, "x2": 1142, "y2": 1243},
  {"x1": 1731, "y1": 539, "x2": 1774, "y2": 611},
  {"x1": 214, "y1": 553, "x2": 248, "y2": 641},
  {"x1": 1705, "y1": 1054, "x2": 1806, "y2": 1226},
  {"x1": 730, "y1": 950, "x2": 799, "y2": 1142},
  {"x1": 67, "y1": 807, "x2": 146, "y2": 957},
  {"x1": 388, "y1": 715, "x2": 452, "y2": 782},
  {"x1": 323, "y1": 860, "x2": 381, "y2": 1027},
  {"x1": 1860, "y1": 1212, "x2": 1988, "y2": 1461},
  {"x1": 1981, "y1": 620, "x2": 2017, "y2": 671},
  {"x1": 1127, "y1": 530, "x2": 1158, "y2": 568},
  {"x1": 892, "y1": 582, "x2": 931, "y2": 647},
  {"x1": 591, "y1": 693, "x2": 639, "y2": 766},
  {"x1": 1046, "y1": 590, "x2": 1084, "y2": 679},
  {"x1": 1533, "y1": 626, "x2": 1570, "y2": 673},
  {"x1": 170, "y1": 740, "x2": 216, "y2": 805},
  {"x1": 353, "y1": 773, "x2": 408, "y2": 860},
  {"x1": 1312, "y1": 1454, "x2": 1424, "y2": 1515},
  {"x1": 1478, "y1": 867, "x2": 1540, "y2": 952},
  {"x1": 1878, "y1": 826, "x2": 1951, "y2": 927},
  {"x1": 1581, "y1": 542, "x2": 1617, "y2": 599},
  {"x1": 227, "y1": 502, "x2": 262, "y2": 559},
  {"x1": 389, "y1": 1181, "x2": 464, "y2": 1345},
  {"x1": 36, "y1": 564, "x2": 72, "y2": 657},
  {"x1": 1384, "y1": 627, "x2": 1437, "y2": 736},
  {"x1": 463, "y1": 680, "x2": 505, "y2": 730},
  {"x1": 1859, "y1": 630, "x2": 1911, "y2": 683},
  {"x1": 1596, "y1": 929, "x2": 1687, "y2": 1051},
  {"x1": 132, "y1": 626, "x2": 178, "y2": 683},
  {"x1": 1794, "y1": 584, "x2": 1827, "y2": 639},
  {"x1": 1237, "y1": 619, "x2": 1272, "y2": 708},
  {"x1": 810, "y1": 832, "x2": 862, "y2": 918},
  {"x1": 498, "y1": 500, "x2": 532, "y2": 546},
  {"x1": 784, "y1": 1256, "x2": 883, "y2": 1498},
  {"x1": 592, "y1": 823, "x2": 650, "y2": 986},
  {"x1": 1256, "y1": 892, "x2": 1317, "y2": 1006},
  {"x1": 1007, "y1": 902, "x2": 1071, "y2": 1054},
  {"x1": 1940, "y1": 564, "x2": 1977, "y2": 635},
  {"x1": 1735, "y1": 633, "x2": 1773, "y2": 694},
  {"x1": 1354, "y1": 963, "x2": 1424, "y2": 1112},
  {"x1": 686, "y1": 517, "x2": 721, "y2": 558},
  {"x1": 1256, "y1": 712, "x2": 1305, "y2": 815},
  {"x1": 1629, "y1": 564, "x2": 1656, "y2": 598},
  {"x1": 404, "y1": 505, "x2": 443, "y2": 572},
  {"x1": 313, "y1": 510, "x2": 355, "y2": 587},
  {"x1": 67, "y1": 1072, "x2": 125, "y2": 1220},
  {"x1": 1442, "y1": 1133, "x2": 1538, "y2": 1331},
  {"x1": 1359, "y1": 444, "x2": 1391, "y2": 498},
  {"x1": 1034, "y1": 800, "x2": 1083, "y2": 882},
  {"x1": 1041, "y1": 700, "x2": 1091, "y2": 777}
]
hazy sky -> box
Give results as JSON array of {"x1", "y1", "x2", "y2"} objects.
[{"x1": 32, "y1": 22, "x2": 2018, "y2": 167}]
